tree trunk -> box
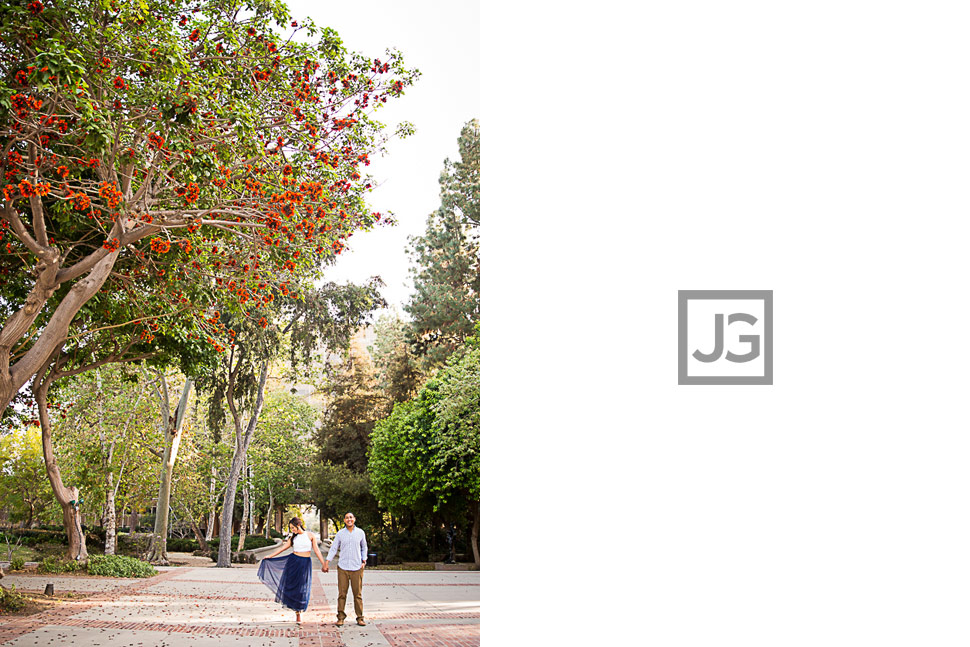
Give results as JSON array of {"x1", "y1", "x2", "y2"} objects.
[
  {"x1": 264, "y1": 484, "x2": 273, "y2": 539},
  {"x1": 175, "y1": 498, "x2": 210, "y2": 554},
  {"x1": 128, "y1": 509, "x2": 138, "y2": 532},
  {"x1": 104, "y1": 471, "x2": 117, "y2": 555},
  {"x1": 218, "y1": 450, "x2": 245, "y2": 567},
  {"x1": 471, "y1": 503, "x2": 479, "y2": 569},
  {"x1": 190, "y1": 516, "x2": 209, "y2": 553},
  {"x1": 34, "y1": 371, "x2": 88, "y2": 563},
  {"x1": 205, "y1": 462, "x2": 217, "y2": 541},
  {"x1": 247, "y1": 467, "x2": 255, "y2": 536},
  {"x1": 0, "y1": 247, "x2": 121, "y2": 414},
  {"x1": 216, "y1": 361, "x2": 269, "y2": 567},
  {"x1": 237, "y1": 456, "x2": 249, "y2": 552},
  {"x1": 145, "y1": 376, "x2": 194, "y2": 565}
]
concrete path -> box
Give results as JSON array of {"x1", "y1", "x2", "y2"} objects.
[{"x1": 0, "y1": 564, "x2": 479, "y2": 647}]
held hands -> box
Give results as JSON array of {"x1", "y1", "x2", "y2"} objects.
[{"x1": 322, "y1": 562, "x2": 329, "y2": 573}]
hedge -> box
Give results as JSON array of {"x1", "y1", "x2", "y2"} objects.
[{"x1": 87, "y1": 555, "x2": 157, "y2": 578}]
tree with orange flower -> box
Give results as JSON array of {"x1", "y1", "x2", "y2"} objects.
[{"x1": 0, "y1": 0, "x2": 418, "y2": 417}]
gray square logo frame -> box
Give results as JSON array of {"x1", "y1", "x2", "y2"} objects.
[{"x1": 678, "y1": 290, "x2": 773, "y2": 385}]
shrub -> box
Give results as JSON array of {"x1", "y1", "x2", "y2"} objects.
[
  {"x1": 165, "y1": 538, "x2": 199, "y2": 552},
  {"x1": 10, "y1": 557, "x2": 25, "y2": 571},
  {"x1": 241, "y1": 535, "x2": 275, "y2": 550},
  {"x1": 117, "y1": 533, "x2": 151, "y2": 557},
  {"x1": 6, "y1": 529, "x2": 67, "y2": 546},
  {"x1": 207, "y1": 548, "x2": 257, "y2": 563},
  {"x1": 39, "y1": 556, "x2": 81, "y2": 574},
  {"x1": 87, "y1": 555, "x2": 157, "y2": 578},
  {"x1": 0, "y1": 584, "x2": 27, "y2": 612}
]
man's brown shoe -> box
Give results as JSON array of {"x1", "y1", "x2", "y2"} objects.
[
  {"x1": 357, "y1": 619, "x2": 367, "y2": 626},
  {"x1": 335, "y1": 620, "x2": 344, "y2": 627}
]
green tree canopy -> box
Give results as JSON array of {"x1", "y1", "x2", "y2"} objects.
[
  {"x1": 371, "y1": 311, "x2": 422, "y2": 409},
  {"x1": 0, "y1": 426, "x2": 55, "y2": 527},
  {"x1": 368, "y1": 325, "x2": 480, "y2": 520},
  {"x1": 315, "y1": 333, "x2": 385, "y2": 472}
]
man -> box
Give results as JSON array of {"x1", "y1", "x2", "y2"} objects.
[{"x1": 323, "y1": 511, "x2": 368, "y2": 626}]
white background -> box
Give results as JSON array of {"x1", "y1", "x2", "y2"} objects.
[{"x1": 487, "y1": 2, "x2": 970, "y2": 645}]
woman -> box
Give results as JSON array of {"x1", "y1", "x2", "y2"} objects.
[{"x1": 257, "y1": 517, "x2": 327, "y2": 623}]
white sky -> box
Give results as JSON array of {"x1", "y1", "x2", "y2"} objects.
[{"x1": 285, "y1": 0, "x2": 481, "y2": 320}]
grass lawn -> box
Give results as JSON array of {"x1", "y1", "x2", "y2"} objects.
[
  {"x1": 1, "y1": 545, "x2": 39, "y2": 564},
  {"x1": 369, "y1": 563, "x2": 436, "y2": 571}
]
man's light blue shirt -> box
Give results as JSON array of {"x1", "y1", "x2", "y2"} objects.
[{"x1": 326, "y1": 526, "x2": 367, "y2": 571}]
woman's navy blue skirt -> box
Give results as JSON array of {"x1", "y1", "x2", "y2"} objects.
[{"x1": 257, "y1": 553, "x2": 313, "y2": 612}]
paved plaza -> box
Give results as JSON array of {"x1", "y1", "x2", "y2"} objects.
[{"x1": 0, "y1": 564, "x2": 479, "y2": 647}]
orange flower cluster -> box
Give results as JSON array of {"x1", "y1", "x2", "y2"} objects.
[
  {"x1": 99, "y1": 181, "x2": 123, "y2": 209},
  {"x1": 102, "y1": 237, "x2": 120, "y2": 252},
  {"x1": 19, "y1": 179, "x2": 50, "y2": 198},
  {"x1": 11, "y1": 93, "x2": 42, "y2": 113},
  {"x1": 69, "y1": 192, "x2": 91, "y2": 212},
  {"x1": 299, "y1": 181, "x2": 323, "y2": 199},
  {"x1": 174, "y1": 183, "x2": 200, "y2": 205},
  {"x1": 148, "y1": 132, "x2": 165, "y2": 149},
  {"x1": 150, "y1": 238, "x2": 172, "y2": 254}
]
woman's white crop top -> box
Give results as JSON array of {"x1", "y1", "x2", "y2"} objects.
[{"x1": 292, "y1": 532, "x2": 312, "y2": 551}]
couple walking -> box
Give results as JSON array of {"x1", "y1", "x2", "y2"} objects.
[{"x1": 257, "y1": 512, "x2": 368, "y2": 626}]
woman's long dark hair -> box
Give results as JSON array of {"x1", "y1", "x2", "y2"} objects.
[{"x1": 287, "y1": 517, "x2": 305, "y2": 544}]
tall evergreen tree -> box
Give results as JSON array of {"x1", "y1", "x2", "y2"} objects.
[
  {"x1": 404, "y1": 120, "x2": 480, "y2": 369},
  {"x1": 371, "y1": 312, "x2": 423, "y2": 410},
  {"x1": 315, "y1": 332, "x2": 385, "y2": 472}
]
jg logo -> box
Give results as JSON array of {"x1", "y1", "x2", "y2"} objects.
[{"x1": 678, "y1": 290, "x2": 772, "y2": 385}]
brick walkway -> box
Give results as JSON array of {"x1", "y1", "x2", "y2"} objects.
[{"x1": 0, "y1": 565, "x2": 480, "y2": 647}]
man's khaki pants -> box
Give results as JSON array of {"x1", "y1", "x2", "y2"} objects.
[{"x1": 336, "y1": 566, "x2": 364, "y2": 622}]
